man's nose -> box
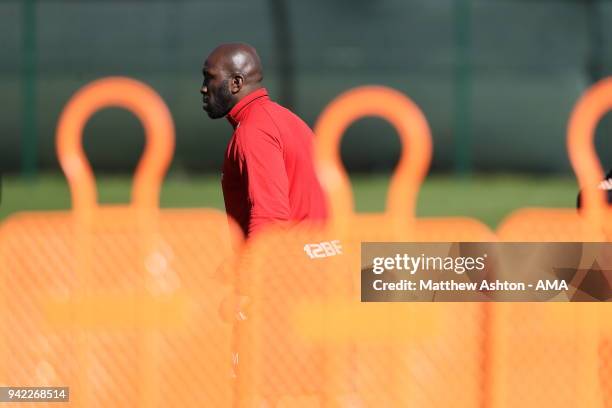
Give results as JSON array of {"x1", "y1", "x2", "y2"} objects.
[{"x1": 201, "y1": 85, "x2": 207, "y2": 95}]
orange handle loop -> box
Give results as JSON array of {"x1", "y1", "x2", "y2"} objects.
[
  {"x1": 314, "y1": 86, "x2": 432, "y2": 226},
  {"x1": 568, "y1": 78, "x2": 611, "y2": 222},
  {"x1": 56, "y1": 77, "x2": 174, "y2": 212}
]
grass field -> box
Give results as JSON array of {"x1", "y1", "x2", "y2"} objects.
[{"x1": 0, "y1": 173, "x2": 578, "y2": 228}]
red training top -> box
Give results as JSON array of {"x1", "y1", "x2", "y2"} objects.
[{"x1": 222, "y1": 88, "x2": 328, "y2": 237}]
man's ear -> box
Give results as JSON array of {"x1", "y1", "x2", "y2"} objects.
[{"x1": 231, "y1": 75, "x2": 244, "y2": 94}]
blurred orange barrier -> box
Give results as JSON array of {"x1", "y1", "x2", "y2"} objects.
[
  {"x1": 4, "y1": 74, "x2": 612, "y2": 408},
  {"x1": 230, "y1": 223, "x2": 357, "y2": 408},
  {"x1": 497, "y1": 78, "x2": 612, "y2": 242},
  {"x1": 490, "y1": 79, "x2": 612, "y2": 408},
  {"x1": 0, "y1": 77, "x2": 243, "y2": 407},
  {"x1": 314, "y1": 86, "x2": 495, "y2": 243},
  {"x1": 232, "y1": 86, "x2": 495, "y2": 407},
  {"x1": 314, "y1": 86, "x2": 495, "y2": 408}
]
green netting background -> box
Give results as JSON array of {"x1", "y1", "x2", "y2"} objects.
[{"x1": 2, "y1": 0, "x2": 612, "y2": 174}]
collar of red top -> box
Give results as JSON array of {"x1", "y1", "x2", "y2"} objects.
[{"x1": 226, "y1": 88, "x2": 269, "y2": 128}]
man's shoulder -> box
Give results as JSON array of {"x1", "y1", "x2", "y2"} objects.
[
  {"x1": 260, "y1": 100, "x2": 314, "y2": 135},
  {"x1": 238, "y1": 98, "x2": 314, "y2": 140},
  {"x1": 233, "y1": 119, "x2": 280, "y2": 150},
  {"x1": 262, "y1": 99, "x2": 302, "y2": 121},
  {"x1": 234, "y1": 120, "x2": 274, "y2": 138},
  {"x1": 245, "y1": 97, "x2": 302, "y2": 122},
  {"x1": 239, "y1": 101, "x2": 280, "y2": 130}
]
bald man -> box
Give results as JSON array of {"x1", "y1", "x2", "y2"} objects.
[{"x1": 201, "y1": 43, "x2": 327, "y2": 237}]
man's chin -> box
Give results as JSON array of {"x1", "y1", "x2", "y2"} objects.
[
  {"x1": 204, "y1": 108, "x2": 223, "y2": 119},
  {"x1": 207, "y1": 111, "x2": 230, "y2": 120}
]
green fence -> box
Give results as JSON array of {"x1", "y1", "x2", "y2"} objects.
[{"x1": 2, "y1": 0, "x2": 612, "y2": 176}]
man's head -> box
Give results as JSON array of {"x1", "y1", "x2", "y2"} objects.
[{"x1": 201, "y1": 43, "x2": 264, "y2": 119}]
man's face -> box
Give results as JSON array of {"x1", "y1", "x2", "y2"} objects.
[{"x1": 201, "y1": 63, "x2": 233, "y2": 119}]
